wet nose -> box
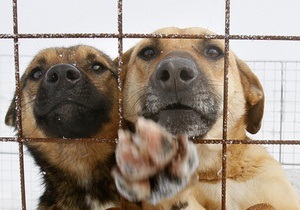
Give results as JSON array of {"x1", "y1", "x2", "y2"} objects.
[
  {"x1": 155, "y1": 56, "x2": 198, "y2": 92},
  {"x1": 45, "y1": 64, "x2": 81, "y2": 87}
]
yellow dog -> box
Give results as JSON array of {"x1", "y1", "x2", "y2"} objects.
[{"x1": 113, "y1": 27, "x2": 300, "y2": 210}]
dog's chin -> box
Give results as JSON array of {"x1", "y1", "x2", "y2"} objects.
[
  {"x1": 35, "y1": 103, "x2": 109, "y2": 138},
  {"x1": 148, "y1": 109, "x2": 214, "y2": 138}
]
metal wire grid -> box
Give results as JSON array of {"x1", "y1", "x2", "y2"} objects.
[
  {"x1": 0, "y1": 0, "x2": 300, "y2": 209},
  {"x1": 1, "y1": 59, "x2": 299, "y2": 209},
  {"x1": 246, "y1": 61, "x2": 300, "y2": 167}
]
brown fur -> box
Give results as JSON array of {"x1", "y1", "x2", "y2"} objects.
[
  {"x1": 246, "y1": 203, "x2": 276, "y2": 210},
  {"x1": 5, "y1": 45, "x2": 128, "y2": 210},
  {"x1": 120, "y1": 28, "x2": 300, "y2": 210}
]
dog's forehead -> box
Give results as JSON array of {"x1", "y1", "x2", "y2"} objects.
[
  {"x1": 28, "y1": 46, "x2": 80, "y2": 66},
  {"x1": 25, "y1": 46, "x2": 112, "y2": 73},
  {"x1": 37, "y1": 46, "x2": 99, "y2": 63},
  {"x1": 153, "y1": 27, "x2": 214, "y2": 35},
  {"x1": 158, "y1": 38, "x2": 225, "y2": 50},
  {"x1": 136, "y1": 27, "x2": 225, "y2": 52}
]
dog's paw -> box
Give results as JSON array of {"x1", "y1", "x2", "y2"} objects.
[{"x1": 112, "y1": 117, "x2": 199, "y2": 204}]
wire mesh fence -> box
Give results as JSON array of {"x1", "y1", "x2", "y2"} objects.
[{"x1": 1, "y1": 0, "x2": 300, "y2": 209}]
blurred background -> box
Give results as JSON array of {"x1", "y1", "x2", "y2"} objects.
[{"x1": 0, "y1": 0, "x2": 299, "y2": 209}]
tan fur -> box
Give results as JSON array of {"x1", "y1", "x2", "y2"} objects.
[
  {"x1": 122, "y1": 27, "x2": 300, "y2": 210},
  {"x1": 10, "y1": 46, "x2": 118, "y2": 184},
  {"x1": 5, "y1": 45, "x2": 141, "y2": 210}
]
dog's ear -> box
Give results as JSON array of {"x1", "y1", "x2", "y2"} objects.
[
  {"x1": 236, "y1": 57, "x2": 264, "y2": 134},
  {"x1": 113, "y1": 48, "x2": 134, "y2": 86},
  {"x1": 113, "y1": 47, "x2": 134, "y2": 68},
  {"x1": 5, "y1": 93, "x2": 17, "y2": 128},
  {"x1": 5, "y1": 74, "x2": 26, "y2": 128},
  {"x1": 122, "y1": 47, "x2": 134, "y2": 66}
]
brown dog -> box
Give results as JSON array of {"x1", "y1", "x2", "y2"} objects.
[
  {"x1": 5, "y1": 45, "x2": 123, "y2": 210},
  {"x1": 113, "y1": 28, "x2": 300, "y2": 209}
]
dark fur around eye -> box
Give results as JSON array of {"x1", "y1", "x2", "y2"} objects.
[
  {"x1": 204, "y1": 45, "x2": 223, "y2": 60},
  {"x1": 30, "y1": 67, "x2": 43, "y2": 80},
  {"x1": 138, "y1": 47, "x2": 157, "y2": 61},
  {"x1": 92, "y1": 62, "x2": 107, "y2": 73}
]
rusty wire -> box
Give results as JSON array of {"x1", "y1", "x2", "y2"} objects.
[
  {"x1": 1, "y1": 33, "x2": 300, "y2": 41},
  {"x1": 0, "y1": 0, "x2": 300, "y2": 210},
  {"x1": 12, "y1": 0, "x2": 27, "y2": 209},
  {"x1": 220, "y1": 0, "x2": 231, "y2": 208},
  {"x1": 2, "y1": 137, "x2": 300, "y2": 145}
]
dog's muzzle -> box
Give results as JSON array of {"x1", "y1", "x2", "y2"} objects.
[
  {"x1": 143, "y1": 52, "x2": 219, "y2": 137},
  {"x1": 34, "y1": 63, "x2": 111, "y2": 138}
]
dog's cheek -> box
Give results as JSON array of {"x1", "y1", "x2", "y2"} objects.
[
  {"x1": 206, "y1": 144, "x2": 222, "y2": 151},
  {"x1": 245, "y1": 203, "x2": 276, "y2": 210}
]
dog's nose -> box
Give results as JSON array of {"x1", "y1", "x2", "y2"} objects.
[
  {"x1": 45, "y1": 64, "x2": 81, "y2": 87},
  {"x1": 155, "y1": 56, "x2": 198, "y2": 92}
]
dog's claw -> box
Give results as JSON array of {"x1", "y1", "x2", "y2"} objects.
[{"x1": 113, "y1": 117, "x2": 199, "y2": 204}]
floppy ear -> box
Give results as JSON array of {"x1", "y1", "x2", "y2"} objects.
[
  {"x1": 113, "y1": 47, "x2": 134, "y2": 68},
  {"x1": 236, "y1": 57, "x2": 264, "y2": 134},
  {"x1": 5, "y1": 93, "x2": 17, "y2": 128},
  {"x1": 5, "y1": 74, "x2": 27, "y2": 129},
  {"x1": 113, "y1": 48, "x2": 134, "y2": 85}
]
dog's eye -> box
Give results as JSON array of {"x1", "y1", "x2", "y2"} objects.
[
  {"x1": 30, "y1": 67, "x2": 43, "y2": 80},
  {"x1": 204, "y1": 46, "x2": 223, "y2": 59},
  {"x1": 92, "y1": 62, "x2": 107, "y2": 73},
  {"x1": 138, "y1": 47, "x2": 157, "y2": 61}
]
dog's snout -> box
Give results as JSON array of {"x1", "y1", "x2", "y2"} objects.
[
  {"x1": 45, "y1": 64, "x2": 81, "y2": 86},
  {"x1": 155, "y1": 57, "x2": 198, "y2": 91}
]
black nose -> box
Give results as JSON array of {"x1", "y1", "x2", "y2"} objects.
[
  {"x1": 155, "y1": 56, "x2": 198, "y2": 92},
  {"x1": 45, "y1": 64, "x2": 81, "y2": 87}
]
